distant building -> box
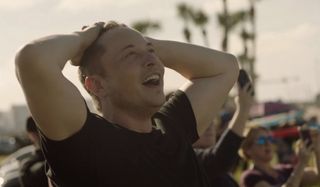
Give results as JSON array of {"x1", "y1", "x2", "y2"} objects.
[
  {"x1": 0, "y1": 111, "x2": 12, "y2": 135},
  {"x1": 316, "y1": 93, "x2": 320, "y2": 106},
  {"x1": 0, "y1": 99, "x2": 96, "y2": 136},
  {"x1": 8, "y1": 105, "x2": 30, "y2": 135},
  {"x1": 250, "y1": 101, "x2": 298, "y2": 118}
]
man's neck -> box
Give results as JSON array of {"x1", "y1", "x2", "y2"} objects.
[{"x1": 101, "y1": 106, "x2": 154, "y2": 133}]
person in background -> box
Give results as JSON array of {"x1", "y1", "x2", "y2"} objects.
[
  {"x1": 239, "y1": 125, "x2": 320, "y2": 187},
  {"x1": 192, "y1": 80, "x2": 254, "y2": 187},
  {"x1": 19, "y1": 117, "x2": 48, "y2": 187}
]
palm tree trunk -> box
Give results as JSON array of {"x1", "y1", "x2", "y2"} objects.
[
  {"x1": 222, "y1": 0, "x2": 229, "y2": 52},
  {"x1": 202, "y1": 29, "x2": 209, "y2": 47},
  {"x1": 249, "y1": 0, "x2": 256, "y2": 89}
]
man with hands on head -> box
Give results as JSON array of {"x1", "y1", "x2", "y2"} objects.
[{"x1": 15, "y1": 21, "x2": 239, "y2": 186}]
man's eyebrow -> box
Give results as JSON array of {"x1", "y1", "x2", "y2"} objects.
[
  {"x1": 121, "y1": 44, "x2": 134, "y2": 52},
  {"x1": 120, "y1": 42, "x2": 153, "y2": 53}
]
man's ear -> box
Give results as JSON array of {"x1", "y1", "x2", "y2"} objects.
[{"x1": 84, "y1": 75, "x2": 107, "y2": 97}]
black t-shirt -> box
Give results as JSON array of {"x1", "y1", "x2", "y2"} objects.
[
  {"x1": 240, "y1": 164, "x2": 293, "y2": 187},
  {"x1": 40, "y1": 91, "x2": 210, "y2": 187}
]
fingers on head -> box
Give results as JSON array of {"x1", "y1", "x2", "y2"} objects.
[
  {"x1": 82, "y1": 22, "x2": 106, "y2": 31},
  {"x1": 82, "y1": 25, "x2": 89, "y2": 30}
]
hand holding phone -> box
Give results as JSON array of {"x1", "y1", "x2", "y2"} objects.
[
  {"x1": 300, "y1": 127, "x2": 312, "y2": 147},
  {"x1": 238, "y1": 69, "x2": 251, "y2": 88},
  {"x1": 237, "y1": 69, "x2": 255, "y2": 96}
]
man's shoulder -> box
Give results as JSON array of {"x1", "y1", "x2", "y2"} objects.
[
  {"x1": 84, "y1": 112, "x2": 116, "y2": 130},
  {"x1": 158, "y1": 90, "x2": 190, "y2": 115}
]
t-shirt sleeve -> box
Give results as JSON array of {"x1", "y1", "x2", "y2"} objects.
[
  {"x1": 39, "y1": 106, "x2": 99, "y2": 186},
  {"x1": 157, "y1": 90, "x2": 199, "y2": 143}
]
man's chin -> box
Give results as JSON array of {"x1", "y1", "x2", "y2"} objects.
[{"x1": 149, "y1": 100, "x2": 165, "y2": 113}]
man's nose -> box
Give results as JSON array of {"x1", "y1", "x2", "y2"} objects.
[{"x1": 144, "y1": 53, "x2": 157, "y2": 67}]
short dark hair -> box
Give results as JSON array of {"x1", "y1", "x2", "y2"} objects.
[
  {"x1": 78, "y1": 21, "x2": 124, "y2": 112},
  {"x1": 26, "y1": 116, "x2": 38, "y2": 133}
]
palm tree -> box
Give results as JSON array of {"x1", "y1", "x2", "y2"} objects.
[
  {"x1": 219, "y1": 0, "x2": 229, "y2": 52},
  {"x1": 248, "y1": 0, "x2": 257, "y2": 88},
  {"x1": 191, "y1": 10, "x2": 210, "y2": 47},
  {"x1": 237, "y1": 0, "x2": 261, "y2": 96},
  {"x1": 238, "y1": 26, "x2": 254, "y2": 70},
  {"x1": 131, "y1": 20, "x2": 161, "y2": 35},
  {"x1": 177, "y1": 3, "x2": 193, "y2": 43},
  {"x1": 217, "y1": 1, "x2": 245, "y2": 52}
]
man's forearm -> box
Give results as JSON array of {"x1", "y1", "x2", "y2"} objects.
[
  {"x1": 149, "y1": 38, "x2": 238, "y2": 79},
  {"x1": 282, "y1": 160, "x2": 307, "y2": 187},
  {"x1": 228, "y1": 108, "x2": 250, "y2": 137},
  {"x1": 148, "y1": 37, "x2": 239, "y2": 135},
  {"x1": 16, "y1": 34, "x2": 82, "y2": 72}
]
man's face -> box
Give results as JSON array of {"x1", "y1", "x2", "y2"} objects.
[{"x1": 97, "y1": 27, "x2": 165, "y2": 113}]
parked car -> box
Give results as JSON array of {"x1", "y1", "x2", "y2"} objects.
[
  {"x1": 0, "y1": 145, "x2": 35, "y2": 187},
  {"x1": 0, "y1": 137, "x2": 17, "y2": 155}
]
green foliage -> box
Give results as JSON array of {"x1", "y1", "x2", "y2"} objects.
[
  {"x1": 177, "y1": 3, "x2": 193, "y2": 21},
  {"x1": 176, "y1": 3, "x2": 210, "y2": 46},
  {"x1": 131, "y1": 20, "x2": 161, "y2": 35},
  {"x1": 218, "y1": 10, "x2": 247, "y2": 31}
]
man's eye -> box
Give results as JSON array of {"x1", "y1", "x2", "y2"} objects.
[
  {"x1": 125, "y1": 52, "x2": 136, "y2": 58},
  {"x1": 148, "y1": 49, "x2": 155, "y2": 53}
]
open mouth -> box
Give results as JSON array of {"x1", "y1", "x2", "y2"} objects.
[{"x1": 142, "y1": 74, "x2": 161, "y2": 86}]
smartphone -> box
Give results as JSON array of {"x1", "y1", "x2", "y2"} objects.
[
  {"x1": 238, "y1": 69, "x2": 251, "y2": 88},
  {"x1": 300, "y1": 128, "x2": 312, "y2": 146}
]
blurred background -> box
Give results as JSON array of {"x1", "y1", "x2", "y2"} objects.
[{"x1": 0, "y1": 0, "x2": 319, "y2": 163}]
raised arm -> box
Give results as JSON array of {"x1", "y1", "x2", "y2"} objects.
[
  {"x1": 15, "y1": 23, "x2": 104, "y2": 140},
  {"x1": 149, "y1": 38, "x2": 239, "y2": 135},
  {"x1": 199, "y1": 82, "x2": 253, "y2": 177},
  {"x1": 281, "y1": 144, "x2": 311, "y2": 187},
  {"x1": 300, "y1": 130, "x2": 320, "y2": 186},
  {"x1": 253, "y1": 142, "x2": 312, "y2": 187},
  {"x1": 228, "y1": 82, "x2": 254, "y2": 136}
]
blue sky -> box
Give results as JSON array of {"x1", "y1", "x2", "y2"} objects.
[{"x1": 0, "y1": 0, "x2": 319, "y2": 110}]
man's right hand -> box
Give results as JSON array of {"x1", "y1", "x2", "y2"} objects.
[{"x1": 71, "y1": 22, "x2": 105, "y2": 66}]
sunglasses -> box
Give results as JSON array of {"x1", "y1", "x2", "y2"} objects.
[{"x1": 255, "y1": 136, "x2": 276, "y2": 145}]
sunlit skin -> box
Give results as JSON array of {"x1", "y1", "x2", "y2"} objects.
[{"x1": 94, "y1": 27, "x2": 165, "y2": 116}]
